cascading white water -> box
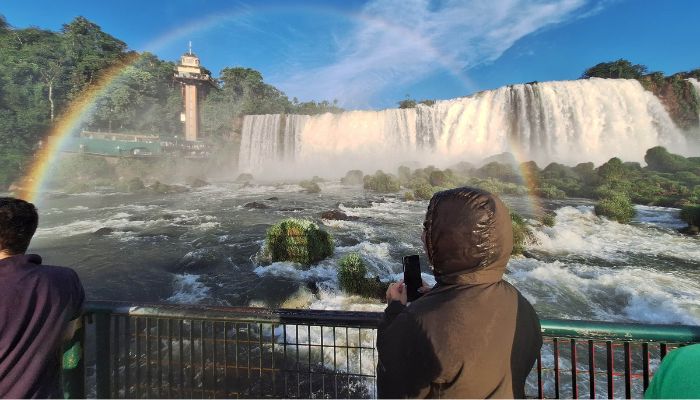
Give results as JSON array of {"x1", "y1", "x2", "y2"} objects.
[
  {"x1": 689, "y1": 78, "x2": 700, "y2": 116},
  {"x1": 238, "y1": 78, "x2": 695, "y2": 177}
]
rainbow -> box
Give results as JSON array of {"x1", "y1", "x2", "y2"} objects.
[
  {"x1": 17, "y1": 5, "x2": 543, "y2": 216},
  {"x1": 18, "y1": 53, "x2": 139, "y2": 202}
]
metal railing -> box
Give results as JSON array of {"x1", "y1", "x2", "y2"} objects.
[{"x1": 61, "y1": 301, "x2": 700, "y2": 399}]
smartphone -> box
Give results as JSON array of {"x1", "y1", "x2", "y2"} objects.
[{"x1": 402, "y1": 255, "x2": 422, "y2": 302}]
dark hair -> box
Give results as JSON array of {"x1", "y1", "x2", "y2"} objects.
[{"x1": 0, "y1": 197, "x2": 38, "y2": 255}]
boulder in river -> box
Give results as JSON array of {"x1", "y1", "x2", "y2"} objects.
[
  {"x1": 93, "y1": 227, "x2": 115, "y2": 236},
  {"x1": 320, "y1": 210, "x2": 359, "y2": 221},
  {"x1": 244, "y1": 202, "x2": 270, "y2": 209}
]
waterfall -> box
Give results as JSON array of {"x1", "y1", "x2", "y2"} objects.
[
  {"x1": 238, "y1": 78, "x2": 694, "y2": 177},
  {"x1": 689, "y1": 78, "x2": 700, "y2": 117}
]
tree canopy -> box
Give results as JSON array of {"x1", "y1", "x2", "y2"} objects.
[{"x1": 581, "y1": 59, "x2": 649, "y2": 79}]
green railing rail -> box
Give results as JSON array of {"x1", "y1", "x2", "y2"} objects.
[{"x1": 62, "y1": 301, "x2": 700, "y2": 399}]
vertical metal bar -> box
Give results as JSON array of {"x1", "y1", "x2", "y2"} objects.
[
  {"x1": 554, "y1": 338, "x2": 560, "y2": 399},
  {"x1": 271, "y1": 323, "x2": 276, "y2": 397},
  {"x1": 157, "y1": 319, "x2": 162, "y2": 398},
  {"x1": 624, "y1": 342, "x2": 632, "y2": 399},
  {"x1": 95, "y1": 313, "x2": 112, "y2": 399},
  {"x1": 235, "y1": 322, "x2": 240, "y2": 392},
  {"x1": 189, "y1": 320, "x2": 194, "y2": 398},
  {"x1": 536, "y1": 352, "x2": 543, "y2": 399},
  {"x1": 642, "y1": 343, "x2": 650, "y2": 391},
  {"x1": 282, "y1": 324, "x2": 288, "y2": 397},
  {"x1": 124, "y1": 316, "x2": 131, "y2": 398},
  {"x1": 247, "y1": 323, "x2": 252, "y2": 393},
  {"x1": 113, "y1": 316, "x2": 120, "y2": 398},
  {"x1": 168, "y1": 319, "x2": 173, "y2": 399},
  {"x1": 200, "y1": 320, "x2": 205, "y2": 398},
  {"x1": 333, "y1": 327, "x2": 338, "y2": 399},
  {"x1": 606, "y1": 341, "x2": 614, "y2": 399},
  {"x1": 62, "y1": 316, "x2": 85, "y2": 399},
  {"x1": 571, "y1": 339, "x2": 578, "y2": 399},
  {"x1": 295, "y1": 324, "x2": 300, "y2": 398},
  {"x1": 259, "y1": 323, "x2": 264, "y2": 398},
  {"x1": 588, "y1": 340, "x2": 596, "y2": 399},
  {"x1": 213, "y1": 322, "x2": 218, "y2": 397},
  {"x1": 307, "y1": 324, "x2": 312, "y2": 397},
  {"x1": 321, "y1": 326, "x2": 325, "y2": 398},
  {"x1": 223, "y1": 322, "x2": 229, "y2": 397},
  {"x1": 660, "y1": 343, "x2": 667, "y2": 360},
  {"x1": 145, "y1": 318, "x2": 151, "y2": 399},
  {"x1": 346, "y1": 327, "x2": 350, "y2": 393},
  {"x1": 135, "y1": 318, "x2": 142, "y2": 399},
  {"x1": 178, "y1": 320, "x2": 184, "y2": 397}
]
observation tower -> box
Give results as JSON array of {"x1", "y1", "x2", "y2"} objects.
[{"x1": 174, "y1": 42, "x2": 216, "y2": 142}]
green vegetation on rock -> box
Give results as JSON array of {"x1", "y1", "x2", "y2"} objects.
[
  {"x1": 299, "y1": 180, "x2": 321, "y2": 194},
  {"x1": 679, "y1": 205, "x2": 700, "y2": 234},
  {"x1": 363, "y1": 170, "x2": 401, "y2": 193},
  {"x1": 337, "y1": 253, "x2": 388, "y2": 299},
  {"x1": 594, "y1": 192, "x2": 635, "y2": 224},
  {"x1": 511, "y1": 212, "x2": 533, "y2": 255},
  {"x1": 265, "y1": 219, "x2": 334, "y2": 265},
  {"x1": 340, "y1": 170, "x2": 364, "y2": 185}
]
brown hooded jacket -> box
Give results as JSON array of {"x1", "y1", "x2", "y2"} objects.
[{"x1": 377, "y1": 187, "x2": 542, "y2": 398}]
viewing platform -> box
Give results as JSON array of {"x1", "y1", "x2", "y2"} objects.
[{"x1": 62, "y1": 301, "x2": 700, "y2": 399}]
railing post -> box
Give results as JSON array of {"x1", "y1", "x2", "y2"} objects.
[
  {"x1": 95, "y1": 313, "x2": 112, "y2": 398},
  {"x1": 62, "y1": 318, "x2": 85, "y2": 399}
]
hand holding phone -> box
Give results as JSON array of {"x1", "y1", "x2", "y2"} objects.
[{"x1": 402, "y1": 255, "x2": 422, "y2": 302}]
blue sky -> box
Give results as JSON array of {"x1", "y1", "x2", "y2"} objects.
[{"x1": 3, "y1": 0, "x2": 700, "y2": 109}]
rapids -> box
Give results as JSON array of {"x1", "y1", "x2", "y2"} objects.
[{"x1": 26, "y1": 182, "x2": 700, "y2": 325}]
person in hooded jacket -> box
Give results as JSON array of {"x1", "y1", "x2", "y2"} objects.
[{"x1": 377, "y1": 187, "x2": 542, "y2": 398}]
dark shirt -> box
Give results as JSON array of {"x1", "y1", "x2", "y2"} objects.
[{"x1": 0, "y1": 254, "x2": 85, "y2": 398}]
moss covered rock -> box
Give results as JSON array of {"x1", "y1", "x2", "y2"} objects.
[
  {"x1": 679, "y1": 205, "x2": 700, "y2": 235},
  {"x1": 299, "y1": 180, "x2": 321, "y2": 193},
  {"x1": 266, "y1": 219, "x2": 334, "y2": 265},
  {"x1": 594, "y1": 193, "x2": 635, "y2": 223},
  {"x1": 363, "y1": 170, "x2": 401, "y2": 193},
  {"x1": 511, "y1": 212, "x2": 533, "y2": 255},
  {"x1": 341, "y1": 170, "x2": 364, "y2": 185},
  {"x1": 337, "y1": 253, "x2": 388, "y2": 298}
]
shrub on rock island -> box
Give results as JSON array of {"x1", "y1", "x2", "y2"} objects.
[
  {"x1": 510, "y1": 212, "x2": 533, "y2": 255},
  {"x1": 340, "y1": 170, "x2": 364, "y2": 185},
  {"x1": 413, "y1": 183, "x2": 437, "y2": 200},
  {"x1": 235, "y1": 173, "x2": 254, "y2": 183},
  {"x1": 337, "y1": 253, "x2": 389, "y2": 298},
  {"x1": 679, "y1": 205, "x2": 700, "y2": 234},
  {"x1": 594, "y1": 192, "x2": 635, "y2": 224},
  {"x1": 299, "y1": 180, "x2": 321, "y2": 193},
  {"x1": 265, "y1": 219, "x2": 334, "y2": 265},
  {"x1": 363, "y1": 170, "x2": 401, "y2": 193}
]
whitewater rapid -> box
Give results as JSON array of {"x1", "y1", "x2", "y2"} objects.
[{"x1": 239, "y1": 78, "x2": 694, "y2": 177}]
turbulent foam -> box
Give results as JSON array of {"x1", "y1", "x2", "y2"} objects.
[
  {"x1": 167, "y1": 274, "x2": 211, "y2": 304},
  {"x1": 507, "y1": 258, "x2": 700, "y2": 324},
  {"x1": 531, "y1": 206, "x2": 700, "y2": 262}
]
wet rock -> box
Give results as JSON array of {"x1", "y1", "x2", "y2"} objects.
[
  {"x1": 266, "y1": 197, "x2": 279, "y2": 201},
  {"x1": 306, "y1": 281, "x2": 320, "y2": 295},
  {"x1": 190, "y1": 178, "x2": 209, "y2": 188},
  {"x1": 235, "y1": 173, "x2": 254, "y2": 183},
  {"x1": 149, "y1": 181, "x2": 189, "y2": 194},
  {"x1": 93, "y1": 227, "x2": 115, "y2": 235},
  {"x1": 320, "y1": 210, "x2": 359, "y2": 221},
  {"x1": 243, "y1": 202, "x2": 270, "y2": 209}
]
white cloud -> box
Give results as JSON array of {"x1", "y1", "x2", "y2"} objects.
[{"x1": 275, "y1": 0, "x2": 601, "y2": 108}]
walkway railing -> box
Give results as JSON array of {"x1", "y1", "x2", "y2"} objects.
[{"x1": 61, "y1": 301, "x2": 700, "y2": 399}]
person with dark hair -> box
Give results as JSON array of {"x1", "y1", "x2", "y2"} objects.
[
  {"x1": 0, "y1": 197, "x2": 85, "y2": 398},
  {"x1": 377, "y1": 187, "x2": 542, "y2": 398}
]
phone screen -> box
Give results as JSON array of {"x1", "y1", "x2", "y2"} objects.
[{"x1": 403, "y1": 255, "x2": 422, "y2": 302}]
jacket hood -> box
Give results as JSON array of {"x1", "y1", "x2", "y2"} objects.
[{"x1": 423, "y1": 187, "x2": 513, "y2": 285}]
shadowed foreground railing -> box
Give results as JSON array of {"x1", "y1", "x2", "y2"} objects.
[{"x1": 61, "y1": 301, "x2": 700, "y2": 399}]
